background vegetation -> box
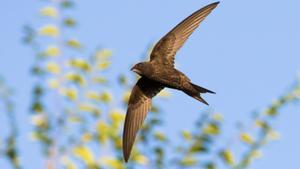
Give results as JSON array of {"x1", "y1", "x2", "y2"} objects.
[{"x1": 0, "y1": 0, "x2": 299, "y2": 169}]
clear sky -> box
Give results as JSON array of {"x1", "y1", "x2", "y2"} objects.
[{"x1": 0, "y1": 0, "x2": 300, "y2": 169}]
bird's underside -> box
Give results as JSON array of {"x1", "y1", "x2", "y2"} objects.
[
  {"x1": 146, "y1": 66, "x2": 215, "y2": 103},
  {"x1": 123, "y1": 1, "x2": 219, "y2": 162},
  {"x1": 146, "y1": 66, "x2": 190, "y2": 89}
]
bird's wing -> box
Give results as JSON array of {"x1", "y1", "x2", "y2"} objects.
[
  {"x1": 150, "y1": 2, "x2": 219, "y2": 66},
  {"x1": 123, "y1": 77, "x2": 164, "y2": 162}
]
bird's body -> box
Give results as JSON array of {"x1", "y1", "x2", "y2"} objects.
[
  {"x1": 133, "y1": 62, "x2": 188, "y2": 89},
  {"x1": 134, "y1": 62, "x2": 212, "y2": 95},
  {"x1": 123, "y1": 1, "x2": 220, "y2": 162}
]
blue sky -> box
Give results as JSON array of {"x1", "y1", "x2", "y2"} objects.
[{"x1": 0, "y1": 0, "x2": 300, "y2": 168}]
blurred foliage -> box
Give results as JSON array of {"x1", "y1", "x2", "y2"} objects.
[
  {"x1": 0, "y1": 77, "x2": 21, "y2": 169},
  {"x1": 0, "y1": 0, "x2": 299, "y2": 169},
  {"x1": 23, "y1": 0, "x2": 166, "y2": 168}
]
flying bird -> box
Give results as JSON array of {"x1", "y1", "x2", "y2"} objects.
[{"x1": 123, "y1": 2, "x2": 219, "y2": 162}]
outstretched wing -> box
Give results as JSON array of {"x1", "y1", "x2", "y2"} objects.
[
  {"x1": 123, "y1": 77, "x2": 164, "y2": 162},
  {"x1": 150, "y1": 2, "x2": 219, "y2": 66}
]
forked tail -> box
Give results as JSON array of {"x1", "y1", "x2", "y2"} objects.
[
  {"x1": 188, "y1": 93, "x2": 209, "y2": 105},
  {"x1": 190, "y1": 82, "x2": 215, "y2": 94},
  {"x1": 184, "y1": 82, "x2": 215, "y2": 105}
]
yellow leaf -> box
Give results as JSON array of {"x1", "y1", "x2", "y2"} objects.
[
  {"x1": 92, "y1": 77, "x2": 107, "y2": 84},
  {"x1": 133, "y1": 154, "x2": 148, "y2": 165},
  {"x1": 180, "y1": 156, "x2": 197, "y2": 166},
  {"x1": 97, "y1": 61, "x2": 110, "y2": 69},
  {"x1": 44, "y1": 45, "x2": 60, "y2": 57},
  {"x1": 122, "y1": 91, "x2": 131, "y2": 104},
  {"x1": 60, "y1": 88, "x2": 78, "y2": 100},
  {"x1": 250, "y1": 150, "x2": 263, "y2": 159},
  {"x1": 85, "y1": 90, "x2": 100, "y2": 100},
  {"x1": 96, "y1": 121, "x2": 109, "y2": 143},
  {"x1": 203, "y1": 123, "x2": 219, "y2": 135},
  {"x1": 31, "y1": 114, "x2": 48, "y2": 128},
  {"x1": 240, "y1": 132, "x2": 254, "y2": 144},
  {"x1": 109, "y1": 110, "x2": 125, "y2": 123},
  {"x1": 100, "y1": 91, "x2": 112, "y2": 103},
  {"x1": 69, "y1": 58, "x2": 90, "y2": 71},
  {"x1": 100, "y1": 157, "x2": 123, "y2": 169},
  {"x1": 254, "y1": 120, "x2": 265, "y2": 128},
  {"x1": 181, "y1": 130, "x2": 192, "y2": 140},
  {"x1": 39, "y1": 25, "x2": 59, "y2": 37},
  {"x1": 65, "y1": 72, "x2": 85, "y2": 86},
  {"x1": 294, "y1": 87, "x2": 300, "y2": 98},
  {"x1": 40, "y1": 6, "x2": 58, "y2": 18},
  {"x1": 68, "y1": 116, "x2": 81, "y2": 123},
  {"x1": 46, "y1": 62, "x2": 60, "y2": 74},
  {"x1": 47, "y1": 78, "x2": 60, "y2": 89},
  {"x1": 29, "y1": 132, "x2": 40, "y2": 141},
  {"x1": 79, "y1": 103, "x2": 100, "y2": 115},
  {"x1": 220, "y1": 150, "x2": 235, "y2": 166},
  {"x1": 95, "y1": 49, "x2": 112, "y2": 60},
  {"x1": 212, "y1": 113, "x2": 223, "y2": 121},
  {"x1": 73, "y1": 146, "x2": 94, "y2": 165},
  {"x1": 113, "y1": 137, "x2": 122, "y2": 150},
  {"x1": 267, "y1": 130, "x2": 281, "y2": 140},
  {"x1": 81, "y1": 133, "x2": 93, "y2": 143},
  {"x1": 154, "y1": 131, "x2": 166, "y2": 141},
  {"x1": 67, "y1": 39, "x2": 81, "y2": 48}
]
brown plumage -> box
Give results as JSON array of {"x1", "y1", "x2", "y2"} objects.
[{"x1": 123, "y1": 2, "x2": 219, "y2": 162}]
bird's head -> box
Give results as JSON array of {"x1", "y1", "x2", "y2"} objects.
[{"x1": 131, "y1": 62, "x2": 147, "y2": 76}]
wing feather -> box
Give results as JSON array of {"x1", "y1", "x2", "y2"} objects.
[
  {"x1": 123, "y1": 77, "x2": 164, "y2": 162},
  {"x1": 150, "y1": 2, "x2": 219, "y2": 66}
]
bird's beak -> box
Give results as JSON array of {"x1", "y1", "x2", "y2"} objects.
[
  {"x1": 131, "y1": 67, "x2": 141, "y2": 74},
  {"x1": 131, "y1": 68, "x2": 138, "y2": 73}
]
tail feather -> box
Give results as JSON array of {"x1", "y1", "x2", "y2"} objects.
[
  {"x1": 190, "y1": 82, "x2": 215, "y2": 94},
  {"x1": 192, "y1": 94, "x2": 209, "y2": 105},
  {"x1": 184, "y1": 82, "x2": 214, "y2": 105},
  {"x1": 184, "y1": 90, "x2": 209, "y2": 105}
]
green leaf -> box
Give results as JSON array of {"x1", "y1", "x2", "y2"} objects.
[
  {"x1": 63, "y1": 18, "x2": 76, "y2": 27},
  {"x1": 189, "y1": 143, "x2": 207, "y2": 153},
  {"x1": 61, "y1": 1, "x2": 74, "y2": 8},
  {"x1": 205, "y1": 162, "x2": 216, "y2": 169}
]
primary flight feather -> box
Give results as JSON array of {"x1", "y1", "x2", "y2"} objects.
[{"x1": 123, "y1": 1, "x2": 219, "y2": 162}]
